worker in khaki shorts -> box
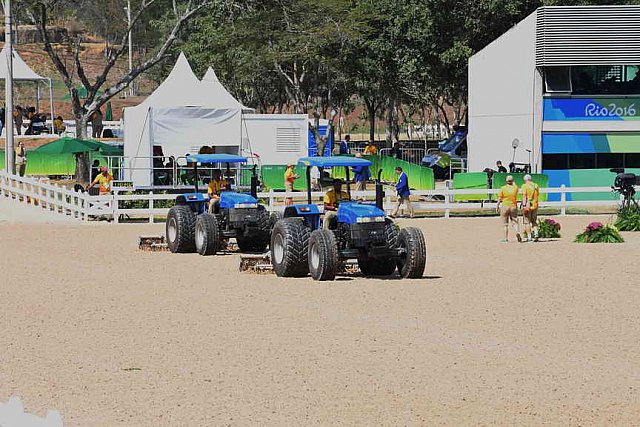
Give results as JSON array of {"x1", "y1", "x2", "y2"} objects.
[
  {"x1": 497, "y1": 175, "x2": 522, "y2": 243},
  {"x1": 521, "y1": 174, "x2": 540, "y2": 242}
]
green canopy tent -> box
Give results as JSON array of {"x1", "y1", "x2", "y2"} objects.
[
  {"x1": 35, "y1": 137, "x2": 101, "y2": 154},
  {"x1": 35, "y1": 137, "x2": 120, "y2": 182}
]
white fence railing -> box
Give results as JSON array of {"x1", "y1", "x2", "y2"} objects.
[
  {"x1": 0, "y1": 172, "x2": 626, "y2": 222},
  {"x1": 0, "y1": 171, "x2": 112, "y2": 220}
]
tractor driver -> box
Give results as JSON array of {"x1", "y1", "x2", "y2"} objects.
[
  {"x1": 323, "y1": 178, "x2": 350, "y2": 230},
  {"x1": 207, "y1": 170, "x2": 229, "y2": 212}
]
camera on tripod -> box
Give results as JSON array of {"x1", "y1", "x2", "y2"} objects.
[{"x1": 610, "y1": 168, "x2": 640, "y2": 208}]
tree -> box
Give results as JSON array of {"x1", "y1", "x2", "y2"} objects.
[{"x1": 24, "y1": 0, "x2": 212, "y2": 181}]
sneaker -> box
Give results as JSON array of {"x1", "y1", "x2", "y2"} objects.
[
  {"x1": 516, "y1": 233, "x2": 522, "y2": 243},
  {"x1": 500, "y1": 239, "x2": 508, "y2": 243}
]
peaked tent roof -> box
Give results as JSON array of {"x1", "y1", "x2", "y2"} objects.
[
  {"x1": 136, "y1": 52, "x2": 207, "y2": 108},
  {"x1": 0, "y1": 47, "x2": 47, "y2": 81},
  {"x1": 200, "y1": 67, "x2": 254, "y2": 112}
]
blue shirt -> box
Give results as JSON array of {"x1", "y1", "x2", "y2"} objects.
[
  {"x1": 352, "y1": 165, "x2": 371, "y2": 182},
  {"x1": 396, "y1": 172, "x2": 410, "y2": 197},
  {"x1": 339, "y1": 141, "x2": 350, "y2": 155}
]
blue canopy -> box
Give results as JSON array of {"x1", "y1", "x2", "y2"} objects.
[
  {"x1": 297, "y1": 156, "x2": 372, "y2": 168},
  {"x1": 186, "y1": 154, "x2": 248, "y2": 164}
]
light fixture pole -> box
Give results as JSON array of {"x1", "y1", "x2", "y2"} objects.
[
  {"x1": 126, "y1": 0, "x2": 134, "y2": 97},
  {"x1": 4, "y1": 0, "x2": 14, "y2": 174}
]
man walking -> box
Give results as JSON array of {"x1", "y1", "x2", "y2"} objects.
[
  {"x1": 497, "y1": 175, "x2": 522, "y2": 242},
  {"x1": 521, "y1": 174, "x2": 540, "y2": 242},
  {"x1": 391, "y1": 166, "x2": 414, "y2": 218}
]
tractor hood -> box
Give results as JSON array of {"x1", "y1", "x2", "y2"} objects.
[
  {"x1": 219, "y1": 192, "x2": 259, "y2": 209},
  {"x1": 337, "y1": 202, "x2": 386, "y2": 224}
]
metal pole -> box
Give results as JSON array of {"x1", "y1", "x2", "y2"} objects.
[
  {"x1": 126, "y1": 0, "x2": 134, "y2": 97},
  {"x1": 4, "y1": 0, "x2": 14, "y2": 173}
]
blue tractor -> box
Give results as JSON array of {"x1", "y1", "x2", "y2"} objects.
[
  {"x1": 270, "y1": 157, "x2": 427, "y2": 281},
  {"x1": 166, "y1": 154, "x2": 274, "y2": 255}
]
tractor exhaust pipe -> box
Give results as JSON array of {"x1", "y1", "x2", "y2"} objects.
[
  {"x1": 375, "y1": 168, "x2": 384, "y2": 211},
  {"x1": 250, "y1": 165, "x2": 258, "y2": 199}
]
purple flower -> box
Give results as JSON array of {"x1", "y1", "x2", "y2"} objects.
[{"x1": 586, "y1": 222, "x2": 603, "y2": 232}]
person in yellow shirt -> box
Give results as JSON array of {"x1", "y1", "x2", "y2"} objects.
[
  {"x1": 53, "y1": 116, "x2": 66, "y2": 135},
  {"x1": 323, "y1": 179, "x2": 350, "y2": 230},
  {"x1": 363, "y1": 140, "x2": 378, "y2": 155},
  {"x1": 497, "y1": 175, "x2": 522, "y2": 243},
  {"x1": 207, "y1": 170, "x2": 228, "y2": 212},
  {"x1": 86, "y1": 167, "x2": 114, "y2": 195},
  {"x1": 284, "y1": 164, "x2": 300, "y2": 206},
  {"x1": 521, "y1": 174, "x2": 540, "y2": 242}
]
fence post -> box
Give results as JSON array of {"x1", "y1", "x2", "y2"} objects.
[
  {"x1": 149, "y1": 191, "x2": 154, "y2": 223},
  {"x1": 560, "y1": 184, "x2": 567, "y2": 216},
  {"x1": 269, "y1": 189, "x2": 275, "y2": 212},
  {"x1": 113, "y1": 189, "x2": 120, "y2": 224}
]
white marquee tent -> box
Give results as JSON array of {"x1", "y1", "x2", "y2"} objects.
[
  {"x1": 123, "y1": 53, "x2": 309, "y2": 187},
  {"x1": 0, "y1": 46, "x2": 54, "y2": 124},
  {"x1": 124, "y1": 53, "x2": 244, "y2": 186}
]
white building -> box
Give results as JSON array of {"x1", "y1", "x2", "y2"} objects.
[{"x1": 468, "y1": 6, "x2": 640, "y2": 189}]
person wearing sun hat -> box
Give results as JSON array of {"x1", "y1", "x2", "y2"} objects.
[
  {"x1": 521, "y1": 174, "x2": 540, "y2": 242},
  {"x1": 86, "y1": 166, "x2": 114, "y2": 195},
  {"x1": 497, "y1": 175, "x2": 522, "y2": 243},
  {"x1": 284, "y1": 163, "x2": 300, "y2": 206}
]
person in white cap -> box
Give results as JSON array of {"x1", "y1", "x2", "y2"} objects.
[
  {"x1": 521, "y1": 174, "x2": 540, "y2": 242},
  {"x1": 497, "y1": 175, "x2": 521, "y2": 242}
]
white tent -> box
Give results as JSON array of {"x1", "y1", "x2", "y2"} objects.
[
  {"x1": 124, "y1": 54, "x2": 243, "y2": 186},
  {"x1": 200, "y1": 68, "x2": 254, "y2": 112},
  {"x1": 0, "y1": 46, "x2": 54, "y2": 122}
]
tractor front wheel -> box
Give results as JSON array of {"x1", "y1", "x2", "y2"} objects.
[
  {"x1": 308, "y1": 229, "x2": 339, "y2": 281},
  {"x1": 195, "y1": 213, "x2": 220, "y2": 256},
  {"x1": 166, "y1": 205, "x2": 196, "y2": 253},
  {"x1": 397, "y1": 227, "x2": 427, "y2": 278},
  {"x1": 271, "y1": 218, "x2": 310, "y2": 277}
]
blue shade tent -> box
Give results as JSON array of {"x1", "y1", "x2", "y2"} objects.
[
  {"x1": 186, "y1": 154, "x2": 248, "y2": 164},
  {"x1": 297, "y1": 156, "x2": 372, "y2": 168}
]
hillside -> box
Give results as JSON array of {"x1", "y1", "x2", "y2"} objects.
[{"x1": 3, "y1": 40, "x2": 159, "y2": 121}]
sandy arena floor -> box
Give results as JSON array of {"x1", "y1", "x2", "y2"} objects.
[{"x1": 1, "y1": 213, "x2": 640, "y2": 426}]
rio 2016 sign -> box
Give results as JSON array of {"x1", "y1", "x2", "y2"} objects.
[{"x1": 544, "y1": 98, "x2": 640, "y2": 121}]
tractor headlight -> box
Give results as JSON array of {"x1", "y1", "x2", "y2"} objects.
[
  {"x1": 235, "y1": 203, "x2": 258, "y2": 208},
  {"x1": 356, "y1": 216, "x2": 385, "y2": 223}
]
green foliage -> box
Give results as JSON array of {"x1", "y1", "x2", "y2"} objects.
[
  {"x1": 537, "y1": 218, "x2": 561, "y2": 239},
  {"x1": 615, "y1": 204, "x2": 640, "y2": 231},
  {"x1": 575, "y1": 222, "x2": 624, "y2": 243}
]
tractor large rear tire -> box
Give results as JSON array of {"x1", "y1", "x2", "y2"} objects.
[
  {"x1": 271, "y1": 218, "x2": 310, "y2": 277},
  {"x1": 195, "y1": 213, "x2": 220, "y2": 256},
  {"x1": 397, "y1": 227, "x2": 427, "y2": 279},
  {"x1": 308, "y1": 229, "x2": 339, "y2": 281},
  {"x1": 166, "y1": 205, "x2": 196, "y2": 253}
]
